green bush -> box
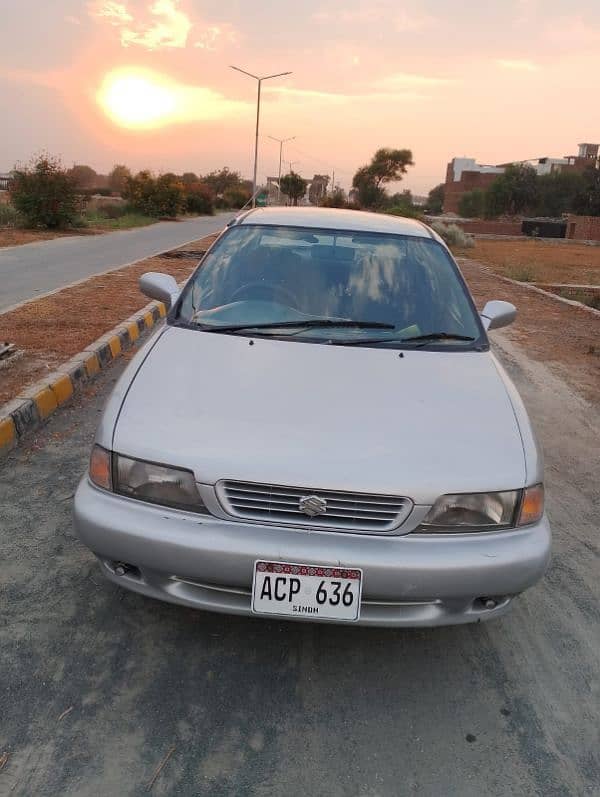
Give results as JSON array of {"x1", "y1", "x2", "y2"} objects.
[
  {"x1": 458, "y1": 189, "x2": 486, "y2": 218},
  {"x1": 9, "y1": 154, "x2": 81, "y2": 228},
  {"x1": 385, "y1": 204, "x2": 422, "y2": 220},
  {"x1": 185, "y1": 182, "x2": 215, "y2": 215},
  {"x1": 0, "y1": 204, "x2": 22, "y2": 227},
  {"x1": 429, "y1": 221, "x2": 474, "y2": 249},
  {"x1": 222, "y1": 186, "x2": 251, "y2": 209},
  {"x1": 123, "y1": 171, "x2": 185, "y2": 218}
]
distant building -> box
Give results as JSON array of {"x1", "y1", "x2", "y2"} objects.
[{"x1": 443, "y1": 142, "x2": 599, "y2": 214}]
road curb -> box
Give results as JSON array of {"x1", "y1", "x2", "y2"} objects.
[{"x1": 0, "y1": 299, "x2": 166, "y2": 459}]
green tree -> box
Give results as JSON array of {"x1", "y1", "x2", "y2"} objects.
[
  {"x1": 485, "y1": 164, "x2": 538, "y2": 217},
  {"x1": 123, "y1": 171, "x2": 185, "y2": 218},
  {"x1": 108, "y1": 164, "x2": 131, "y2": 195},
  {"x1": 67, "y1": 164, "x2": 98, "y2": 190},
  {"x1": 222, "y1": 186, "x2": 252, "y2": 209},
  {"x1": 279, "y1": 172, "x2": 308, "y2": 205},
  {"x1": 308, "y1": 174, "x2": 330, "y2": 205},
  {"x1": 352, "y1": 147, "x2": 414, "y2": 209},
  {"x1": 320, "y1": 187, "x2": 347, "y2": 208},
  {"x1": 184, "y1": 182, "x2": 215, "y2": 215},
  {"x1": 352, "y1": 165, "x2": 385, "y2": 208},
  {"x1": 10, "y1": 153, "x2": 80, "y2": 228},
  {"x1": 534, "y1": 171, "x2": 583, "y2": 217},
  {"x1": 202, "y1": 167, "x2": 244, "y2": 196},
  {"x1": 181, "y1": 172, "x2": 199, "y2": 186},
  {"x1": 573, "y1": 167, "x2": 600, "y2": 216},
  {"x1": 458, "y1": 188, "x2": 486, "y2": 218},
  {"x1": 426, "y1": 183, "x2": 445, "y2": 214}
]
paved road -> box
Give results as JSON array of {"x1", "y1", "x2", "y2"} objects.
[
  {"x1": 0, "y1": 214, "x2": 234, "y2": 312},
  {"x1": 0, "y1": 333, "x2": 598, "y2": 796}
]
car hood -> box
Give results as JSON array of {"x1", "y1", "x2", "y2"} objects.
[{"x1": 113, "y1": 326, "x2": 526, "y2": 503}]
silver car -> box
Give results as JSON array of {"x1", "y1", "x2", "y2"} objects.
[{"x1": 74, "y1": 207, "x2": 550, "y2": 627}]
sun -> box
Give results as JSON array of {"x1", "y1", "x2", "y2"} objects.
[{"x1": 97, "y1": 68, "x2": 180, "y2": 129}]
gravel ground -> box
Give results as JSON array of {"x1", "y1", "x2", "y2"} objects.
[{"x1": 0, "y1": 325, "x2": 598, "y2": 796}]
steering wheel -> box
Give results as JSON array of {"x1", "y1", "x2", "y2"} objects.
[{"x1": 229, "y1": 280, "x2": 298, "y2": 308}]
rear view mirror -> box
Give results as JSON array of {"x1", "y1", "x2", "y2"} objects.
[
  {"x1": 139, "y1": 272, "x2": 180, "y2": 309},
  {"x1": 480, "y1": 300, "x2": 516, "y2": 331}
]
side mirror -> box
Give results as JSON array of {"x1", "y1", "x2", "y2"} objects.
[
  {"x1": 480, "y1": 300, "x2": 516, "y2": 331},
  {"x1": 139, "y1": 272, "x2": 180, "y2": 309}
]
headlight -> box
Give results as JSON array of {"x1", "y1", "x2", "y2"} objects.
[
  {"x1": 419, "y1": 490, "x2": 520, "y2": 532},
  {"x1": 89, "y1": 446, "x2": 208, "y2": 514}
]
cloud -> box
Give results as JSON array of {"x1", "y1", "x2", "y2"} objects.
[
  {"x1": 264, "y1": 86, "x2": 426, "y2": 105},
  {"x1": 64, "y1": 15, "x2": 82, "y2": 25},
  {"x1": 312, "y1": 3, "x2": 434, "y2": 31},
  {"x1": 375, "y1": 72, "x2": 456, "y2": 88},
  {"x1": 194, "y1": 24, "x2": 238, "y2": 50},
  {"x1": 496, "y1": 58, "x2": 540, "y2": 71},
  {"x1": 89, "y1": 0, "x2": 192, "y2": 49},
  {"x1": 91, "y1": 1, "x2": 133, "y2": 25}
]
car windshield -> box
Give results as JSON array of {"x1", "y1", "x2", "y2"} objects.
[{"x1": 176, "y1": 224, "x2": 484, "y2": 348}]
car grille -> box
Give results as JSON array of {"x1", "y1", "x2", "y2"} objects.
[{"x1": 216, "y1": 481, "x2": 412, "y2": 533}]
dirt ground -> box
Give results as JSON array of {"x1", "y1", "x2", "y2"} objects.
[
  {"x1": 456, "y1": 238, "x2": 600, "y2": 284},
  {"x1": 0, "y1": 234, "x2": 218, "y2": 404},
  {"x1": 459, "y1": 258, "x2": 599, "y2": 405}
]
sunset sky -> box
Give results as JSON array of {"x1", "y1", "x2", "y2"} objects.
[{"x1": 2, "y1": 0, "x2": 599, "y2": 194}]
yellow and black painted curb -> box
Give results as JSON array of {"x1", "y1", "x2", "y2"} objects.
[{"x1": 0, "y1": 299, "x2": 167, "y2": 459}]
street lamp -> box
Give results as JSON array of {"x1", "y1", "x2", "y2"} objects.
[
  {"x1": 268, "y1": 135, "x2": 296, "y2": 203},
  {"x1": 230, "y1": 66, "x2": 292, "y2": 207}
]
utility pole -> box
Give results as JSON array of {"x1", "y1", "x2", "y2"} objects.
[
  {"x1": 268, "y1": 135, "x2": 296, "y2": 204},
  {"x1": 230, "y1": 66, "x2": 292, "y2": 207}
]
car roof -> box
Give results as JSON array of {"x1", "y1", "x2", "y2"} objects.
[{"x1": 233, "y1": 206, "x2": 435, "y2": 239}]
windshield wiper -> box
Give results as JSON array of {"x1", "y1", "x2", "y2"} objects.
[
  {"x1": 402, "y1": 332, "x2": 475, "y2": 344},
  {"x1": 332, "y1": 331, "x2": 476, "y2": 347},
  {"x1": 195, "y1": 319, "x2": 395, "y2": 333}
]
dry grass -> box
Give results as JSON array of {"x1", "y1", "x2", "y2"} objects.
[
  {"x1": 455, "y1": 238, "x2": 600, "y2": 285},
  {"x1": 460, "y1": 258, "x2": 600, "y2": 405}
]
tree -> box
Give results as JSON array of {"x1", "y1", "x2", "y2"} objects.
[
  {"x1": 108, "y1": 164, "x2": 131, "y2": 195},
  {"x1": 308, "y1": 174, "x2": 330, "y2": 205},
  {"x1": 202, "y1": 167, "x2": 244, "y2": 196},
  {"x1": 532, "y1": 171, "x2": 583, "y2": 217},
  {"x1": 485, "y1": 164, "x2": 538, "y2": 217},
  {"x1": 67, "y1": 164, "x2": 97, "y2": 190},
  {"x1": 426, "y1": 183, "x2": 445, "y2": 214},
  {"x1": 458, "y1": 189, "x2": 486, "y2": 218},
  {"x1": 352, "y1": 147, "x2": 414, "y2": 209},
  {"x1": 181, "y1": 172, "x2": 199, "y2": 186},
  {"x1": 184, "y1": 182, "x2": 215, "y2": 215},
  {"x1": 123, "y1": 171, "x2": 185, "y2": 218},
  {"x1": 222, "y1": 186, "x2": 252, "y2": 209},
  {"x1": 279, "y1": 172, "x2": 307, "y2": 205},
  {"x1": 10, "y1": 153, "x2": 80, "y2": 228},
  {"x1": 320, "y1": 187, "x2": 348, "y2": 208},
  {"x1": 369, "y1": 148, "x2": 414, "y2": 187},
  {"x1": 573, "y1": 167, "x2": 600, "y2": 216},
  {"x1": 352, "y1": 166, "x2": 385, "y2": 208}
]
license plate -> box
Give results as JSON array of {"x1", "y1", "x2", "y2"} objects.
[{"x1": 252, "y1": 561, "x2": 362, "y2": 622}]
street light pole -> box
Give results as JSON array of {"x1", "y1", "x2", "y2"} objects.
[
  {"x1": 268, "y1": 135, "x2": 296, "y2": 203},
  {"x1": 230, "y1": 66, "x2": 292, "y2": 207}
]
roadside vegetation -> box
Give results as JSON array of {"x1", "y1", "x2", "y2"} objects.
[
  {"x1": 0, "y1": 154, "x2": 254, "y2": 244},
  {"x1": 457, "y1": 163, "x2": 600, "y2": 219}
]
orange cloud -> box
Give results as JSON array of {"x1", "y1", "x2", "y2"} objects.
[
  {"x1": 89, "y1": 0, "x2": 192, "y2": 49},
  {"x1": 496, "y1": 59, "x2": 540, "y2": 72}
]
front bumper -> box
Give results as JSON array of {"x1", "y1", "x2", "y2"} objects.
[{"x1": 73, "y1": 478, "x2": 551, "y2": 627}]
